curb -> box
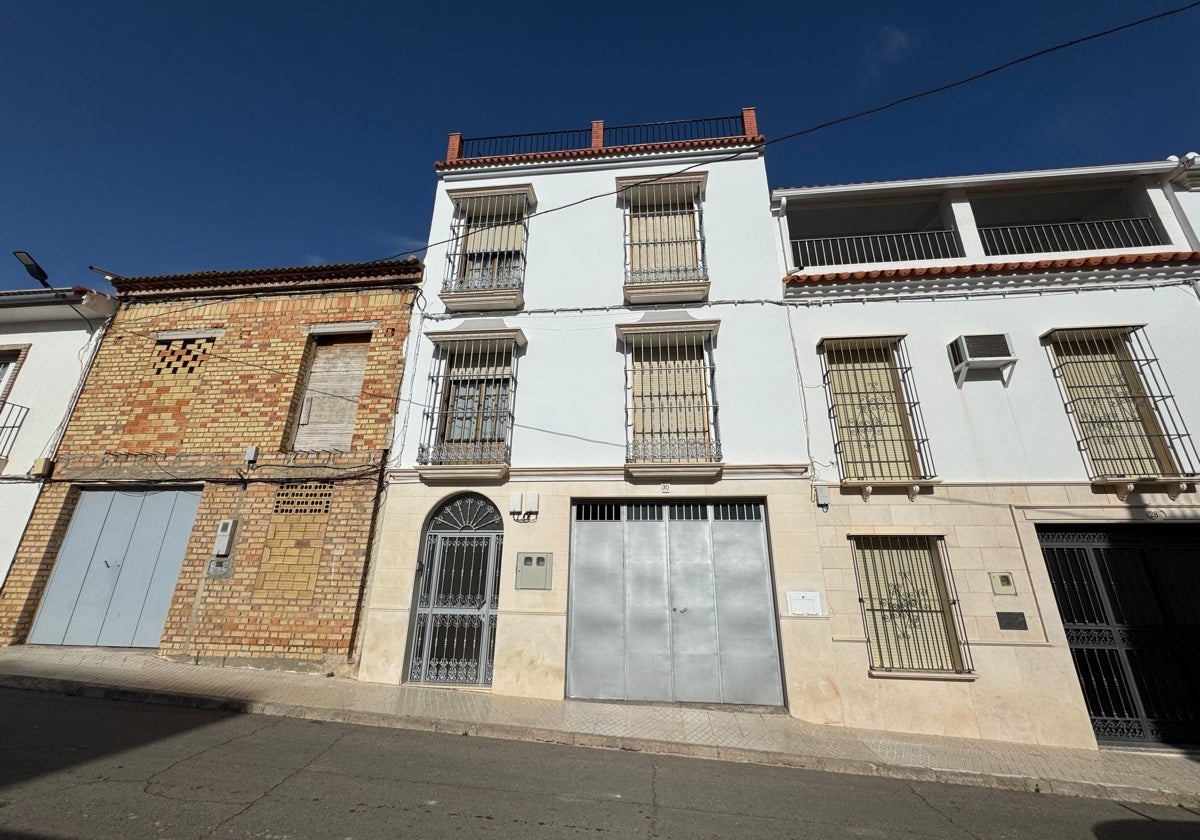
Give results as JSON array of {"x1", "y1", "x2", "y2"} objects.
[{"x1": 1, "y1": 672, "x2": 1195, "y2": 809}]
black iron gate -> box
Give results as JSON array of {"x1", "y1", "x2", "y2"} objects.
[{"x1": 1039, "y1": 525, "x2": 1200, "y2": 746}]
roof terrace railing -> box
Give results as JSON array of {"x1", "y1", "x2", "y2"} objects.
[
  {"x1": 446, "y1": 109, "x2": 759, "y2": 164},
  {"x1": 603, "y1": 115, "x2": 746, "y2": 148},
  {"x1": 792, "y1": 229, "x2": 965, "y2": 268},
  {"x1": 980, "y1": 217, "x2": 1163, "y2": 257},
  {"x1": 0, "y1": 401, "x2": 29, "y2": 460}
]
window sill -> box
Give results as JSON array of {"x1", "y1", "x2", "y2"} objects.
[
  {"x1": 625, "y1": 461, "x2": 723, "y2": 482},
  {"x1": 868, "y1": 669, "x2": 976, "y2": 682},
  {"x1": 841, "y1": 479, "x2": 941, "y2": 501},
  {"x1": 439, "y1": 287, "x2": 524, "y2": 312},
  {"x1": 623, "y1": 278, "x2": 710, "y2": 304},
  {"x1": 1091, "y1": 477, "x2": 1194, "y2": 501},
  {"x1": 416, "y1": 463, "x2": 510, "y2": 483}
]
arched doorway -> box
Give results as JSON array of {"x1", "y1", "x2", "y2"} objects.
[{"x1": 408, "y1": 493, "x2": 504, "y2": 685}]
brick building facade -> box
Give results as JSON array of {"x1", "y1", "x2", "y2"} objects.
[{"x1": 0, "y1": 260, "x2": 421, "y2": 671}]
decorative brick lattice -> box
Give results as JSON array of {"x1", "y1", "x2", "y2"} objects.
[
  {"x1": 153, "y1": 337, "x2": 214, "y2": 376},
  {"x1": 273, "y1": 481, "x2": 334, "y2": 516}
]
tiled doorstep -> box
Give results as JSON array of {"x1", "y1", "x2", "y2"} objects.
[{"x1": 0, "y1": 646, "x2": 1197, "y2": 807}]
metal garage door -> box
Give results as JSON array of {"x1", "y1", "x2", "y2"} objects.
[
  {"x1": 567, "y1": 500, "x2": 783, "y2": 706},
  {"x1": 1039, "y1": 525, "x2": 1200, "y2": 746},
  {"x1": 28, "y1": 489, "x2": 202, "y2": 647}
]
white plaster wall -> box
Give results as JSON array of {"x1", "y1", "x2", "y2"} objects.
[
  {"x1": 1174, "y1": 188, "x2": 1200, "y2": 246},
  {"x1": 0, "y1": 317, "x2": 96, "y2": 587},
  {"x1": 788, "y1": 285, "x2": 1200, "y2": 483},
  {"x1": 395, "y1": 151, "x2": 803, "y2": 468},
  {"x1": 1, "y1": 320, "x2": 97, "y2": 477}
]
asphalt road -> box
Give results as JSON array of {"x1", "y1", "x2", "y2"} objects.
[{"x1": 0, "y1": 687, "x2": 1197, "y2": 840}]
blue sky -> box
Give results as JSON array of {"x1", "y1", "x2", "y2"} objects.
[{"x1": 2, "y1": 1, "x2": 1197, "y2": 292}]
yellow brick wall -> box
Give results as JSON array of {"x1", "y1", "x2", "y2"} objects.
[{"x1": 0, "y1": 285, "x2": 416, "y2": 665}]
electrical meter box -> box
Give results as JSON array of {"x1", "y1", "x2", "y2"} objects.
[
  {"x1": 515, "y1": 552, "x2": 552, "y2": 590},
  {"x1": 212, "y1": 519, "x2": 237, "y2": 557}
]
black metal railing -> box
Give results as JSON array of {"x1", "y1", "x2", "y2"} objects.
[
  {"x1": 456, "y1": 114, "x2": 749, "y2": 160},
  {"x1": 792, "y1": 229, "x2": 964, "y2": 268},
  {"x1": 980, "y1": 217, "x2": 1163, "y2": 257},
  {"x1": 460, "y1": 129, "x2": 593, "y2": 160},
  {"x1": 603, "y1": 115, "x2": 745, "y2": 148},
  {"x1": 0, "y1": 401, "x2": 29, "y2": 459}
]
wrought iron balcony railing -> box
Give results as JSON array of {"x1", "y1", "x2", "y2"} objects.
[
  {"x1": 980, "y1": 217, "x2": 1162, "y2": 257},
  {"x1": 418, "y1": 440, "x2": 511, "y2": 466},
  {"x1": 627, "y1": 436, "x2": 722, "y2": 464},
  {"x1": 442, "y1": 259, "x2": 525, "y2": 294},
  {"x1": 0, "y1": 401, "x2": 29, "y2": 460},
  {"x1": 792, "y1": 230, "x2": 964, "y2": 268}
]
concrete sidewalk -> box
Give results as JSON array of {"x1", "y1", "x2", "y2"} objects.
[{"x1": 1, "y1": 646, "x2": 1197, "y2": 808}]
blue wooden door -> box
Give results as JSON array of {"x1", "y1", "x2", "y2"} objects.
[{"x1": 28, "y1": 489, "x2": 201, "y2": 647}]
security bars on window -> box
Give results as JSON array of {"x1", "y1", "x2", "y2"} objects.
[
  {"x1": 851, "y1": 535, "x2": 972, "y2": 674},
  {"x1": 622, "y1": 331, "x2": 721, "y2": 464},
  {"x1": 623, "y1": 181, "x2": 707, "y2": 285},
  {"x1": 820, "y1": 337, "x2": 935, "y2": 482},
  {"x1": 444, "y1": 193, "x2": 529, "y2": 293},
  {"x1": 419, "y1": 340, "x2": 517, "y2": 465},
  {"x1": 1045, "y1": 327, "x2": 1198, "y2": 480}
]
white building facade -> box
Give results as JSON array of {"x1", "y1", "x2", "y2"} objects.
[
  {"x1": 0, "y1": 288, "x2": 115, "y2": 586},
  {"x1": 357, "y1": 108, "x2": 1200, "y2": 751},
  {"x1": 773, "y1": 155, "x2": 1200, "y2": 749},
  {"x1": 358, "y1": 111, "x2": 824, "y2": 710}
]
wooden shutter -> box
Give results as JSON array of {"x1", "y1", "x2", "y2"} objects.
[
  {"x1": 292, "y1": 334, "x2": 370, "y2": 452},
  {"x1": 1049, "y1": 329, "x2": 1173, "y2": 477},
  {"x1": 852, "y1": 536, "x2": 964, "y2": 672},
  {"x1": 630, "y1": 338, "x2": 710, "y2": 459},
  {"x1": 824, "y1": 340, "x2": 919, "y2": 481}
]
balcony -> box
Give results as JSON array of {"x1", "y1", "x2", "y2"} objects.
[
  {"x1": 776, "y1": 165, "x2": 1189, "y2": 278},
  {"x1": 793, "y1": 229, "x2": 963, "y2": 268},
  {"x1": 979, "y1": 217, "x2": 1162, "y2": 257},
  {"x1": 0, "y1": 401, "x2": 29, "y2": 468}
]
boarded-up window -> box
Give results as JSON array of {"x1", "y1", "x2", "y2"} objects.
[
  {"x1": 821, "y1": 337, "x2": 932, "y2": 482},
  {"x1": 1046, "y1": 328, "x2": 1182, "y2": 479},
  {"x1": 851, "y1": 535, "x2": 971, "y2": 673},
  {"x1": 292, "y1": 334, "x2": 370, "y2": 452}
]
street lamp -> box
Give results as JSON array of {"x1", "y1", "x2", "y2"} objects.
[{"x1": 12, "y1": 251, "x2": 50, "y2": 285}]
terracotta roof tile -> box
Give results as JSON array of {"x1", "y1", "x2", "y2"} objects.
[
  {"x1": 783, "y1": 251, "x2": 1200, "y2": 286},
  {"x1": 436, "y1": 136, "x2": 765, "y2": 170},
  {"x1": 115, "y1": 258, "x2": 423, "y2": 298}
]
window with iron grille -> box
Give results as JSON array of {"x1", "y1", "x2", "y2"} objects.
[
  {"x1": 850, "y1": 535, "x2": 972, "y2": 674},
  {"x1": 620, "y1": 329, "x2": 721, "y2": 464},
  {"x1": 619, "y1": 176, "x2": 707, "y2": 285},
  {"x1": 419, "y1": 334, "x2": 520, "y2": 465},
  {"x1": 820, "y1": 336, "x2": 935, "y2": 482},
  {"x1": 444, "y1": 187, "x2": 532, "y2": 294},
  {"x1": 1045, "y1": 327, "x2": 1198, "y2": 480}
]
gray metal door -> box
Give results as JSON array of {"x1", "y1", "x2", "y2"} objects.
[
  {"x1": 567, "y1": 500, "x2": 783, "y2": 706},
  {"x1": 28, "y1": 489, "x2": 201, "y2": 647},
  {"x1": 408, "y1": 494, "x2": 503, "y2": 685}
]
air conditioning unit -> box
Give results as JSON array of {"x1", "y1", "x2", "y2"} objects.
[{"x1": 949, "y1": 334, "x2": 1017, "y2": 386}]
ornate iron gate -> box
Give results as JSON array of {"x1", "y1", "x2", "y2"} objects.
[
  {"x1": 408, "y1": 494, "x2": 503, "y2": 685},
  {"x1": 1039, "y1": 526, "x2": 1200, "y2": 746}
]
